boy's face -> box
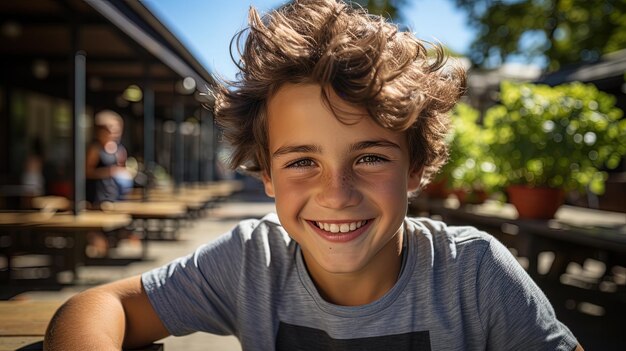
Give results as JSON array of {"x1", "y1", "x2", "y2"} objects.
[{"x1": 263, "y1": 83, "x2": 422, "y2": 279}]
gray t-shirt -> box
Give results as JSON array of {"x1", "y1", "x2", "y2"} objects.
[{"x1": 142, "y1": 214, "x2": 577, "y2": 350}]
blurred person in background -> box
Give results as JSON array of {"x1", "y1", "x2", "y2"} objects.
[
  {"x1": 21, "y1": 137, "x2": 45, "y2": 197},
  {"x1": 85, "y1": 110, "x2": 133, "y2": 257},
  {"x1": 85, "y1": 110, "x2": 132, "y2": 207}
]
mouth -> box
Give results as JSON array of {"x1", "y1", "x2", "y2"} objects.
[
  {"x1": 306, "y1": 219, "x2": 373, "y2": 243},
  {"x1": 313, "y1": 220, "x2": 369, "y2": 233}
]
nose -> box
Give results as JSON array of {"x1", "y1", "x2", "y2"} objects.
[{"x1": 315, "y1": 168, "x2": 362, "y2": 209}]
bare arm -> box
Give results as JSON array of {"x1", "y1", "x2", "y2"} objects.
[
  {"x1": 86, "y1": 145, "x2": 108, "y2": 179},
  {"x1": 44, "y1": 275, "x2": 169, "y2": 350},
  {"x1": 116, "y1": 145, "x2": 127, "y2": 166}
]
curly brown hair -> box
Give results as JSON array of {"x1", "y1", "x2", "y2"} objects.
[{"x1": 214, "y1": 0, "x2": 466, "y2": 188}]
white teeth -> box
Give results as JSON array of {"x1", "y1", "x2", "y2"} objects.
[{"x1": 315, "y1": 220, "x2": 367, "y2": 233}]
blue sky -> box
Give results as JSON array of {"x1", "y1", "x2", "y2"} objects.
[{"x1": 144, "y1": 0, "x2": 475, "y2": 81}]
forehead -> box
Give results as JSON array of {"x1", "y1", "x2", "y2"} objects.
[
  {"x1": 268, "y1": 82, "x2": 365, "y2": 117},
  {"x1": 266, "y1": 83, "x2": 406, "y2": 150}
]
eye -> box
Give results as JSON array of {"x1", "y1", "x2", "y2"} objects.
[
  {"x1": 357, "y1": 155, "x2": 388, "y2": 165},
  {"x1": 286, "y1": 158, "x2": 315, "y2": 168}
]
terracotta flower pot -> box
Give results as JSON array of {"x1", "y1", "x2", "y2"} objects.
[
  {"x1": 423, "y1": 177, "x2": 449, "y2": 199},
  {"x1": 507, "y1": 185, "x2": 564, "y2": 220},
  {"x1": 452, "y1": 188, "x2": 488, "y2": 205}
]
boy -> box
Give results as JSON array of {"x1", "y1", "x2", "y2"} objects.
[{"x1": 45, "y1": 0, "x2": 582, "y2": 350}]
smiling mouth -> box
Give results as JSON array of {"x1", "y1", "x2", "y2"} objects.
[{"x1": 311, "y1": 220, "x2": 370, "y2": 233}]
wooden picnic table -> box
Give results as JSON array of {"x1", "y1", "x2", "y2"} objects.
[
  {"x1": 183, "y1": 180, "x2": 244, "y2": 198},
  {"x1": 29, "y1": 211, "x2": 132, "y2": 232},
  {"x1": 123, "y1": 187, "x2": 219, "y2": 216},
  {"x1": 100, "y1": 200, "x2": 189, "y2": 250},
  {"x1": 140, "y1": 180, "x2": 243, "y2": 200},
  {"x1": 30, "y1": 196, "x2": 71, "y2": 212},
  {"x1": 0, "y1": 300, "x2": 60, "y2": 337},
  {"x1": 100, "y1": 201, "x2": 187, "y2": 220},
  {"x1": 122, "y1": 193, "x2": 211, "y2": 213},
  {"x1": 0, "y1": 212, "x2": 55, "y2": 227},
  {"x1": 0, "y1": 300, "x2": 61, "y2": 351},
  {"x1": 0, "y1": 211, "x2": 131, "y2": 284},
  {"x1": 0, "y1": 300, "x2": 163, "y2": 350},
  {"x1": 0, "y1": 211, "x2": 131, "y2": 231}
]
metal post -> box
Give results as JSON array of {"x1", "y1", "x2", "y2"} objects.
[
  {"x1": 143, "y1": 75, "x2": 154, "y2": 201},
  {"x1": 199, "y1": 108, "x2": 206, "y2": 182},
  {"x1": 73, "y1": 51, "x2": 86, "y2": 214},
  {"x1": 205, "y1": 109, "x2": 215, "y2": 182},
  {"x1": 173, "y1": 99, "x2": 184, "y2": 192},
  {"x1": 1, "y1": 88, "x2": 11, "y2": 178},
  {"x1": 191, "y1": 111, "x2": 200, "y2": 184}
]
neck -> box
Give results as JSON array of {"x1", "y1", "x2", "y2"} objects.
[{"x1": 304, "y1": 228, "x2": 404, "y2": 306}]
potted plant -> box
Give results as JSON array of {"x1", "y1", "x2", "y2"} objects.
[
  {"x1": 431, "y1": 103, "x2": 498, "y2": 204},
  {"x1": 484, "y1": 81, "x2": 626, "y2": 219}
]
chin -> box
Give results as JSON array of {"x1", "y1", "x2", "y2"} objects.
[{"x1": 316, "y1": 254, "x2": 368, "y2": 274}]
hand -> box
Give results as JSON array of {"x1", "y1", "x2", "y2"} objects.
[{"x1": 110, "y1": 166, "x2": 126, "y2": 177}]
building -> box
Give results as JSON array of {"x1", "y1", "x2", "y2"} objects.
[{"x1": 0, "y1": 0, "x2": 218, "y2": 210}]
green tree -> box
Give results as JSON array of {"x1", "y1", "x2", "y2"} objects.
[
  {"x1": 351, "y1": 0, "x2": 408, "y2": 22},
  {"x1": 452, "y1": 0, "x2": 626, "y2": 70}
]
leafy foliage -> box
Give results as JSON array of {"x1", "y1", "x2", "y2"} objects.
[
  {"x1": 451, "y1": 0, "x2": 626, "y2": 70},
  {"x1": 351, "y1": 0, "x2": 408, "y2": 22},
  {"x1": 484, "y1": 81, "x2": 626, "y2": 194},
  {"x1": 441, "y1": 103, "x2": 497, "y2": 192}
]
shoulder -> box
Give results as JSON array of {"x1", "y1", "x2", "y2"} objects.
[
  {"x1": 405, "y1": 216, "x2": 494, "y2": 262},
  {"x1": 403, "y1": 217, "x2": 534, "y2": 296},
  {"x1": 193, "y1": 213, "x2": 292, "y2": 268},
  {"x1": 228, "y1": 213, "x2": 290, "y2": 245},
  {"x1": 143, "y1": 213, "x2": 292, "y2": 289},
  {"x1": 86, "y1": 142, "x2": 100, "y2": 155},
  {"x1": 235, "y1": 212, "x2": 282, "y2": 233}
]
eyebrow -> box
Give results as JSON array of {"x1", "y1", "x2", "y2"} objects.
[
  {"x1": 272, "y1": 144, "x2": 322, "y2": 158},
  {"x1": 271, "y1": 139, "x2": 400, "y2": 158},
  {"x1": 348, "y1": 140, "x2": 401, "y2": 153}
]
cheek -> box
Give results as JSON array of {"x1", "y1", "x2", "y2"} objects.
[
  {"x1": 272, "y1": 175, "x2": 313, "y2": 206},
  {"x1": 359, "y1": 168, "x2": 407, "y2": 192},
  {"x1": 358, "y1": 170, "x2": 409, "y2": 208}
]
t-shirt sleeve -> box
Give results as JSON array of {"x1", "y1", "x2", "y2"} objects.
[
  {"x1": 476, "y1": 237, "x2": 578, "y2": 350},
  {"x1": 141, "y1": 223, "x2": 248, "y2": 336}
]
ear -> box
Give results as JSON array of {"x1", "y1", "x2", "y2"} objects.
[
  {"x1": 261, "y1": 171, "x2": 275, "y2": 198},
  {"x1": 407, "y1": 167, "x2": 424, "y2": 192}
]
